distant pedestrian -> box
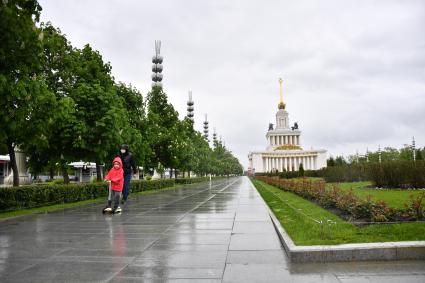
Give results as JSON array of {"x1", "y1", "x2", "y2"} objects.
[
  {"x1": 103, "y1": 157, "x2": 124, "y2": 213},
  {"x1": 119, "y1": 144, "x2": 137, "y2": 204}
]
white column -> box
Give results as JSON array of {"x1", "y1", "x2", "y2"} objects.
[
  {"x1": 279, "y1": 136, "x2": 282, "y2": 145},
  {"x1": 314, "y1": 157, "x2": 317, "y2": 170},
  {"x1": 289, "y1": 157, "x2": 293, "y2": 171}
]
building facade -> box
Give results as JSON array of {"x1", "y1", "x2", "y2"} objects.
[{"x1": 248, "y1": 79, "x2": 327, "y2": 174}]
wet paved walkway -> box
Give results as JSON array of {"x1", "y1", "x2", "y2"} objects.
[{"x1": 1, "y1": 176, "x2": 425, "y2": 282}]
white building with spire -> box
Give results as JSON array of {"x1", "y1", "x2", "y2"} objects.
[{"x1": 248, "y1": 78, "x2": 327, "y2": 174}]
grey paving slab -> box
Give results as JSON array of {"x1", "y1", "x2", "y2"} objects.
[{"x1": 1, "y1": 176, "x2": 425, "y2": 282}]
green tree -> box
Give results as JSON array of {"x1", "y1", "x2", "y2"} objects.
[
  {"x1": 24, "y1": 23, "x2": 77, "y2": 182},
  {"x1": 298, "y1": 163, "x2": 305, "y2": 177},
  {"x1": 0, "y1": 0, "x2": 57, "y2": 186},
  {"x1": 327, "y1": 157, "x2": 336, "y2": 166},
  {"x1": 67, "y1": 45, "x2": 130, "y2": 180},
  {"x1": 145, "y1": 86, "x2": 180, "y2": 175},
  {"x1": 115, "y1": 82, "x2": 147, "y2": 170}
]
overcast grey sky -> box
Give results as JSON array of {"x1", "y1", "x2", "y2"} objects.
[{"x1": 39, "y1": 0, "x2": 425, "y2": 168}]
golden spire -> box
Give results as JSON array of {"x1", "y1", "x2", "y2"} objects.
[{"x1": 278, "y1": 77, "x2": 285, "y2": 109}]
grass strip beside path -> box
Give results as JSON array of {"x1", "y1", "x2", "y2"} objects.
[
  {"x1": 0, "y1": 183, "x2": 194, "y2": 221},
  {"x1": 252, "y1": 179, "x2": 425, "y2": 245}
]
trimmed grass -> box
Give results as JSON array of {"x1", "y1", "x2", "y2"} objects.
[
  {"x1": 0, "y1": 183, "x2": 194, "y2": 221},
  {"x1": 252, "y1": 179, "x2": 425, "y2": 245},
  {"x1": 329, "y1": 181, "x2": 425, "y2": 209}
]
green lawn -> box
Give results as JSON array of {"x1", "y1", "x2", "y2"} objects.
[
  {"x1": 329, "y1": 181, "x2": 425, "y2": 208},
  {"x1": 252, "y1": 179, "x2": 425, "y2": 245}
]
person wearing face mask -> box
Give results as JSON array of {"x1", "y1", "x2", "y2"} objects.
[{"x1": 119, "y1": 144, "x2": 137, "y2": 204}]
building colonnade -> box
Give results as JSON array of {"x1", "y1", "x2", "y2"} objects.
[
  {"x1": 269, "y1": 135, "x2": 300, "y2": 146},
  {"x1": 262, "y1": 155, "x2": 317, "y2": 172}
]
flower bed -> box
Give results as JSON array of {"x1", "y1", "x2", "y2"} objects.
[{"x1": 255, "y1": 176, "x2": 425, "y2": 223}]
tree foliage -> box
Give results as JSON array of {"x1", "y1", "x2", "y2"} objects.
[{"x1": 1, "y1": 0, "x2": 243, "y2": 186}]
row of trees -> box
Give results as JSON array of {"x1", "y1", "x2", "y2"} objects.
[
  {"x1": 327, "y1": 145, "x2": 423, "y2": 166},
  {"x1": 1, "y1": 0, "x2": 243, "y2": 186}
]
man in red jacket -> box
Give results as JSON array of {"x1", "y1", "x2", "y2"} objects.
[{"x1": 104, "y1": 157, "x2": 124, "y2": 213}]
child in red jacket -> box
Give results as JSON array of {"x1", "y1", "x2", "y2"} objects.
[{"x1": 104, "y1": 157, "x2": 124, "y2": 213}]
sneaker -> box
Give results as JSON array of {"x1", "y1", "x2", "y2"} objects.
[
  {"x1": 103, "y1": 207, "x2": 113, "y2": 213},
  {"x1": 114, "y1": 207, "x2": 122, "y2": 213}
]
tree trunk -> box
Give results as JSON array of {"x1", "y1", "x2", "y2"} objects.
[
  {"x1": 169, "y1": 168, "x2": 173, "y2": 179},
  {"x1": 188, "y1": 170, "x2": 191, "y2": 178},
  {"x1": 49, "y1": 166, "x2": 54, "y2": 180},
  {"x1": 62, "y1": 167, "x2": 70, "y2": 184},
  {"x1": 7, "y1": 140, "x2": 19, "y2": 187},
  {"x1": 182, "y1": 171, "x2": 185, "y2": 178},
  {"x1": 96, "y1": 162, "x2": 102, "y2": 181},
  {"x1": 174, "y1": 169, "x2": 178, "y2": 179}
]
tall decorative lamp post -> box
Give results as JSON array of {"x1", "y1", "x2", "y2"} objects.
[
  {"x1": 412, "y1": 136, "x2": 416, "y2": 162},
  {"x1": 151, "y1": 40, "x2": 163, "y2": 88}
]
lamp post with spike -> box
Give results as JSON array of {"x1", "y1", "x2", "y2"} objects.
[
  {"x1": 151, "y1": 40, "x2": 163, "y2": 88},
  {"x1": 203, "y1": 114, "x2": 209, "y2": 142},
  {"x1": 212, "y1": 127, "x2": 218, "y2": 148},
  {"x1": 187, "y1": 90, "x2": 194, "y2": 122},
  {"x1": 412, "y1": 136, "x2": 416, "y2": 162}
]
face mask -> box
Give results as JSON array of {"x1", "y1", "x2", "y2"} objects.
[{"x1": 120, "y1": 149, "x2": 126, "y2": 154}]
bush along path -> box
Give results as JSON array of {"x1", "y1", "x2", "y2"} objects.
[
  {"x1": 255, "y1": 176, "x2": 425, "y2": 223},
  {"x1": 0, "y1": 177, "x2": 216, "y2": 213}
]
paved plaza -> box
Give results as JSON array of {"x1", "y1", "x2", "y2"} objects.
[{"x1": 1, "y1": 177, "x2": 424, "y2": 282}]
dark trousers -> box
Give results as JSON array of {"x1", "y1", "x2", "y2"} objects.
[
  {"x1": 122, "y1": 174, "x2": 132, "y2": 200},
  {"x1": 107, "y1": 190, "x2": 121, "y2": 209}
]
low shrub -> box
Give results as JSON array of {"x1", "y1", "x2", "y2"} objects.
[{"x1": 0, "y1": 177, "x2": 215, "y2": 212}]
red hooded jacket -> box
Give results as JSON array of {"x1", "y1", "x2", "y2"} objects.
[{"x1": 105, "y1": 157, "x2": 124, "y2": 192}]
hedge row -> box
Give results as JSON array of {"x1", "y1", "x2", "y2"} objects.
[
  {"x1": 256, "y1": 176, "x2": 425, "y2": 222},
  {"x1": 255, "y1": 165, "x2": 370, "y2": 182},
  {"x1": 0, "y1": 178, "x2": 204, "y2": 212},
  {"x1": 256, "y1": 160, "x2": 425, "y2": 188},
  {"x1": 369, "y1": 161, "x2": 425, "y2": 188}
]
